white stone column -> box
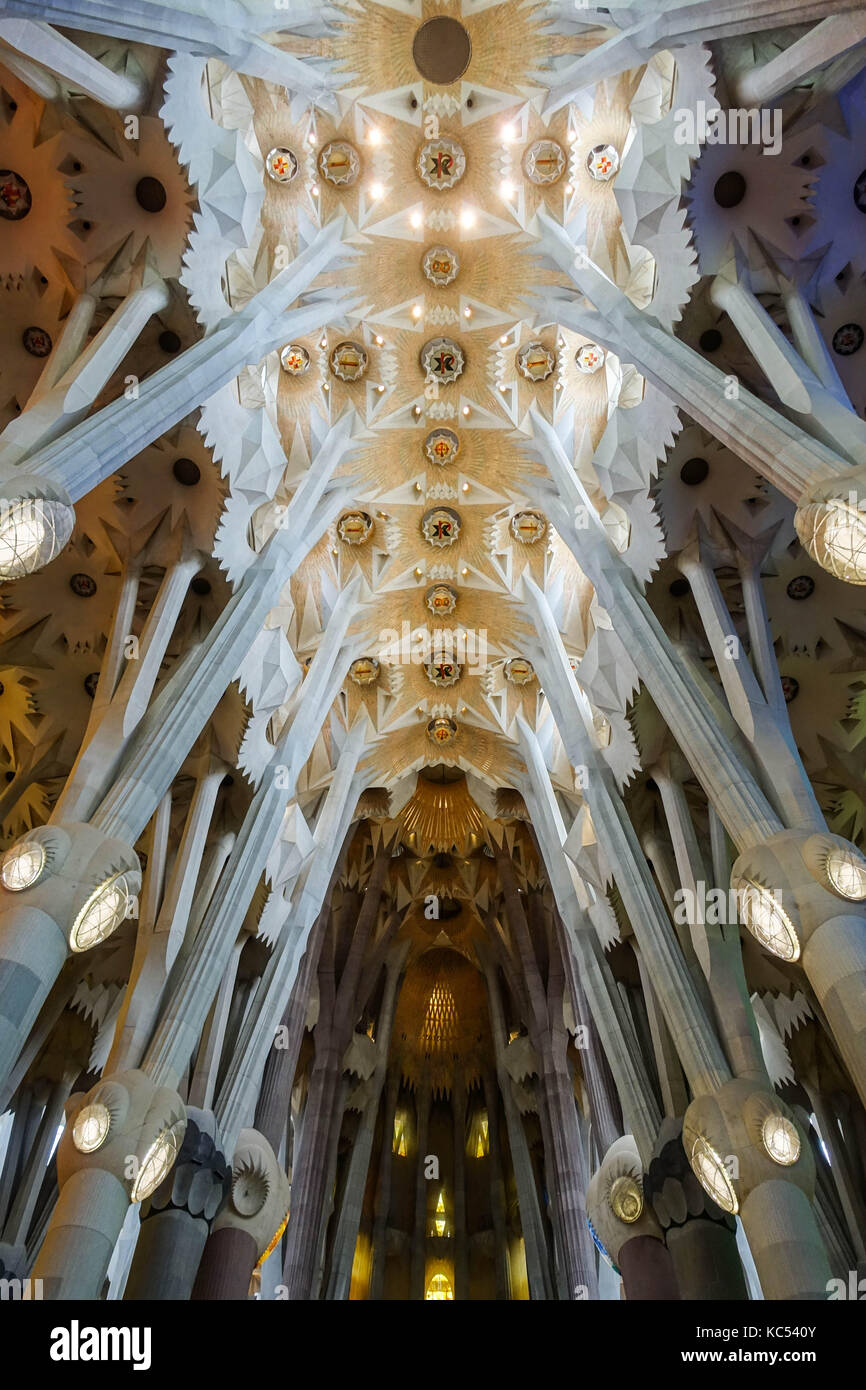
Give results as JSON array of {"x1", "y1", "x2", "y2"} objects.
[
  {"x1": 1, "y1": 273, "x2": 170, "y2": 469},
  {"x1": 0, "y1": 19, "x2": 149, "y2": 108},
  {"x1": 215, "y1": 731, "x2": 366, "y2": 1155},
  {"x1": 709, "y1": 264, "x2": 866, "y2": 469},
  {"x1": 730, "y1": 11, "x2": 866, "y2": 106},
  {"x1": 17, "y1": 222, "x2": 350, "y2": 503},
  {"x1": 543, "y1": 0, "x2": 866, "y2": 112},
  {"x1": 0, "y1": 0, "x2": 339, "y2": 104}
]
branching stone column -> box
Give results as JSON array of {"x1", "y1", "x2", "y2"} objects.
[
  {"x1": 515, "y1": 712, "x2": 830, "y2": 1298},
  {"x1": 533, "y1": 213, "x2": 866, "y2": 586},
  {"x1": 490, "y1": 837, "x2": 598, "y2": 1299},
  {"x1": 482, "y1": 955, "x2": 554, "y2": 1300},
  {"x1": 123, "y1": 1108, "x2": 230, "y2": 1300},
  {"x1": 281, "y1": 837, "x2": 395, "y2": 1300},
  {"x1": 587, "y1": 1136, "x2": 679, "y2": 1300},
  {"x1": 542, "y1": 0, "x2": 866, "y2": 113},
  {"x1": 29, "y1": 1068, "x2": 186, "y2": 1300},
  {"x1": 0, "y1": 255, "x2": 169, "y2": 469},
  {"x1": 0, "y1": 0, "x2": 341, "y2": 103},
  {"x1": 326, "y1": 942, "x2": 409, "y2": 1300},
  {"x1": 0, "y1": 19, "x2": 150, "y2": 107},
  {"x1": 409, "y1": 1076, "x2": 432, "y2": 1301},
  {"x1": 15, "y1": 223, "x2": 351, "y2": 506},
  {"x1": 368, "y1": 1067, "x2": 401, "y2": 1301}
]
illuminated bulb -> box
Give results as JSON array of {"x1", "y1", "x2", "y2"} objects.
[
  {"x1": 375, "y1": 335, "x2": 384, "y2": 345},
  {"x1": 411, "y1": 305, "x2": 423, "y2": 320},
  {"x1": 500, "y1": 335, "x2": 509, "y2": 345},
  {"x1": 377, "y1": 384, "x2": 385, "y2": 393},
  {"x1": 320, "y1": 337, "x2": 328, "y2": 348},
  {"x1": 369, "y1": 181, "x2": 384, "y2": 200},
  {"x1": 499, "y1": 384, "x2": 507, "y2": 392},
  {"x1": 415, "y1": 567, "x2": 423, "y2": 578},
  {"x1": 323, "y1": 383, "x2": 330, "y2": 392},
  {"x1": 410, "y1": 211, "x2": 423, "y2": 229},
  {"x1": 565, "y1": 184, "x2": 573, "y2": 195},
  {"x1": 463, "y1": 307, "x2": 472, "y2": 319},
  {"x1": 0, "y1": 839, "x2": 45, "y2": 891},
  {"x1": 73, "y1": 1103, "x2": 111, "y2": 1154},
  {"x1": 735, "y1": 879, "x2": 800, "y2": 961},
  {"x1": 500, "y1": 180, "x2": 515, "y2": 199},
  {"x1": 761, "y1": 1114, "x2": 801, "y2": 1166},
  {"x1": 368, "y1": 127, "x2": 382, "y2": 146},
  {"x1": 307, "y1": 131, "x2": 316, "y2": 145},
  {"x1": 414, "y1": 482, "x2": 422, "y2": 492},
  {"x1": 311, "y1": 184, "x2": 319, "y2": 197},
  {"x1": 502, "y1": 122, "x2": 516, "y2": 142},
  {"x1": 461, "y1": 566, "x2": 468, "y2": 576},
  {"x1": 70, "y1": 872, "x2": 133, "y2": 953},
  {"x1": 826, "y1": 844, "x2": 866, "y2": 899},
  {"x1": 460, "y1": 210, "x2": 476, "y2": 230},
  {"x1": 413, "y1": 405, "x2": 422, "y2": 416},
  {"x1": 462, "y1": 405, "x2": 470, "y2": 416},
  {"x1": 131, "y1": 1123, "x2": 185, "y2": 1204}
]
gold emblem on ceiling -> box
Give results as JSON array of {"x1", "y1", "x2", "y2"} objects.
[
  {"x1": 337, "y1": 510, "x2": 373, "y2": 545},
  {"x1": 417, "y1": 138, "x2": 466, "y2": 191},
  {"x1": 424, "y1": 429, "x2": 460, "y2": 466},
  {"x1": 421, "y1": 507, "x2": 461, "y2": 547},
  {"x1": 523, "y1": 139, "x2": 565, "y2": 185},
  {"x1": 319, "y1": 140, "x2": 361, "y2": 187},
  {"x1": 265, "y1": 147, "x2": 298, "y2": 183},
  {"x1": 504, "y1": 657, "x2": 536, "y2": 685},
  {"x1": 330, "y1": 340, "x2": 368, "y2": 382},
  {"x1": 279, "y1": 343, "x2": 310, "y2": 375},
  {"x1": 510, "y1": 509, "x2": 547, "y2": 545},
  {"x1": 517, "y1": 341, "x2": 555, "y2": 382},
  {"x1": 421, "y1": 337, "x2": 464, "y2": 385}
]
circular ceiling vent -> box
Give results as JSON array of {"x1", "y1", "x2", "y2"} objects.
[{"x1": 412, "y1": 17, "x2": 472, "y2": 85}]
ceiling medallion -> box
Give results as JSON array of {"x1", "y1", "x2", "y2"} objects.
[
  {"x1": 523, "y1": 140, "x2": 566, "y2": 185},
  {"x1": 517, "y1": 341, "x2": 555, "y2": 382},
  {"x1": 425, "y1": 658, "x2": 462, "y2": 687},
  {"x1": 424, "y1": 428, "x2": 460, "y2": 466},
  {"x1": 70, "y1": 572, "x2": 97, "y2": 597},
  {"x1": 575, "y1": 342, "x2": 606, "y2": 374},
  {"x1": 427, "y1": 715, "x2": 458, "y2": 745},
  {"x1": 586, "y1": 144, "x2": 620, "y2": 182},
  {"x1": 421, "y1": 337, "x2": 464, "y2": 385},
  {"x1": 279, "y1": 343, "x2": 310, "y2": 375},
  {"x1": 330, "y1": 340, "x2": 368, "y2": 381},
  {"x1": 422, "y1": 507, "x2": 461, "y2": 547},
  {"x1": 22, "y1": 326, "x2": 53, "y2": 358},
  {"x1": 786, "y1": 574, "x2": 815, "y2": 601},
  {"x1": 510, "y1": 509, "x2": 547, "y2": 545},
  {"x1": 349, "y1": 656, "x2": 380, "y2": 686},
  {"x1": 832, "y1": 323, "x2": 863, "y2": 356},
  {"x1": 0, "y1": 170, "x2": 32, "y2": 219},
  {"x1": 504, "y1": 657, "x2": 536, "y2": 686},
  {"x1": 423, "y1": 245, "x2": 460, "y2": 287},
  {"x1": 319, "y1": 141, "x2": 361, "y2": 187},
  {"x1": 426, "y1": 583, "x2": 458, "y2": 616},
  {"x1": 337, "y1": 510, "x2": 373, "y2": 545},
  {"x1": 417, "y1": 138, "x2": 466, "y2": 191},
  {"x1": 265, "y1": 147, "x2": 299, "y2": 183}
]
